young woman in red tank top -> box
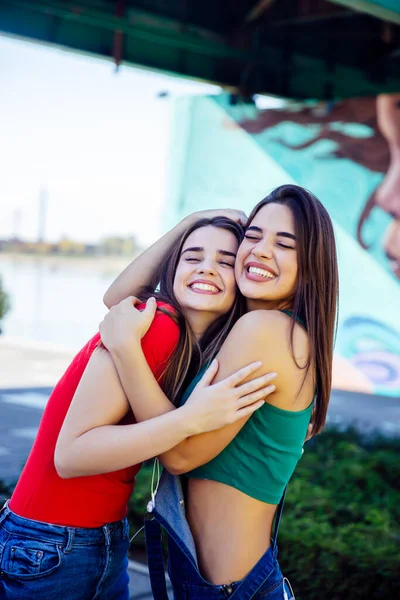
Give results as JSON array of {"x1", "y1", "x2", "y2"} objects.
[{"x1": 0, "y1": 216, "x2": 276, "y2": 600}]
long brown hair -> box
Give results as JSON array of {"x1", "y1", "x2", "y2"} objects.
[
  {"x1": 247, "y1": 184, "x2": 339, "y2": 435},
  {"x1": 139, "y1": 217, "x2": 245, "y2": 404}
]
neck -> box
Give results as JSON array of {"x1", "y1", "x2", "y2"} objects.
[
  {"x1": 246, "y1": 298, "x2": 293, "y2": 312},
  {"x1": 185, "y1": 310, "x2": 216, "y2": 341}
]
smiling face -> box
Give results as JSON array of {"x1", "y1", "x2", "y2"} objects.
[
  {"x1": 173, "y1": 225, "x2": 239, "y2": 337},
  {"x1": 235, "y1": 202, "x2": 298, "y2": 311}
]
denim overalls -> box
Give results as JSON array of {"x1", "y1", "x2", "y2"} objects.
[{"x1": 144, "y1": 467, "x2": 294, "y2": 600}]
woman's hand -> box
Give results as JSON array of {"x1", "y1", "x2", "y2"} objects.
[
  {"x1": 181, "y1": 359, "x2": 277, "y2": 434},
  {"x1": 99, "y1": 296, "x2": 156, "y2": 353},
  {"x1": 185, "y1": 208, "x2": 248, "y2": 228}
]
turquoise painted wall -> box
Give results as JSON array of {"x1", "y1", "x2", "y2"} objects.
[{"x1": 166, "y1": 95, "x2": 400, "y2": 396}]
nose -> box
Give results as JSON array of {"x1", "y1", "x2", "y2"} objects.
[
  {"x1": 196, "y1": 260, "x2": 217, "y2": 276},
  {"x1": 251, "y1": 237, "x2": 273, "y2": 260}
]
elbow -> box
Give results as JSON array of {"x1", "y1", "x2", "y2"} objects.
[
  {"x1": 54, "y1": 446, "x2": 77, "y2": 479},
  {"x1": 166, "y1": 464, "x2": 187, "y2": 476},
  {"x1": 103, "y1": 289, "x2": 113, "y2": 309},
  {"x1": 160, "y1": 455, "x2": 189, "y2": 476}
]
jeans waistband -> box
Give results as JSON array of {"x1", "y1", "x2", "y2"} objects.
[{"x1": 0, "y1": 500, "x2": 128, "y2": 547}]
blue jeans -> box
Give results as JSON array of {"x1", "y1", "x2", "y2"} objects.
[
  {"x1": 166, "y1": 528, "x2": 293, "y2": 599},
  {"x1": 144, "y1": 470, "x2": 295, "y2": 600},
  {"x1": 0, "y1": 501, "x2": 130, "y2": 600}
]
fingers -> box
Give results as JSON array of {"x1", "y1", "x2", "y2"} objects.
[
  {"x1": 143, "y1": 297, "x2": 157, "y2": 316},
  {"x1": 233, "y1": 399, "x2": 265, "y2": 420},
  {"x1": 237, "y1": 211, "x2": 248, "y2": 227},
  {"x1": 236, "y1": 384, "x2": 276, "y2": 409},
  {"x1": 124, "y1": 296, "x2": 142, "y2": 308},
  {"x1": 228, "y1": 210, "x2": 247, "y2": 227},
  {"x1": 131, "y1": 296, "x2": 143, "y2": 306},
  {"x1": 199, "y1": 359, "x2": 219, "y2": 386},
  {"x1": 235, "y1": 372, "x2": 277, "y2": 396},
  {"x1": 222, "y1": 362, "x2": 263, "y2": 388}
]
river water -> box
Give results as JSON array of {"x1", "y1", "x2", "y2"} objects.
[{"x1": 0, "y1": 254, "x2": 130, "y2": 350}]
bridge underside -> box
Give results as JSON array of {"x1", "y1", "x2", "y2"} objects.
[{"x1": 1, "y1": 1, "x2": 400, "y2": 99}]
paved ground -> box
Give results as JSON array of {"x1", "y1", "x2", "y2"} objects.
[{"x1": 127, "y1": 561, "x2": 173, "y2": 599}]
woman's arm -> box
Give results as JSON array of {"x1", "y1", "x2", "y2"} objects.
[
  {"x1": 162, "y1": 310, "x2": 312, "y2": 473},
  {"x1": 54, "y1": 347, "x2": 267, "y2": 478},
  {"x1": 101, "y1": 307, "x2": 302, "y2": 475},
  {"x1": 103, "y1": 209, "x2": 247, "y2": 308}
]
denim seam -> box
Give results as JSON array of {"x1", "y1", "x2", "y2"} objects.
[
  {"x1": 93, "y1": 544, "x2": 109, "y2": 599},
  {"x1": 0, "y1": 526, "x2": 67, "y2": 547}
]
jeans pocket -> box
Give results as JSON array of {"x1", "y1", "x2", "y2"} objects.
[{"x1": 1, "y1": 537, "x2": 64, "y2": 580}]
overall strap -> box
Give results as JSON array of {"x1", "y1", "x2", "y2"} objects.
[{"x1": 144, "y1": 518, "x2": 169, "y2": 600}]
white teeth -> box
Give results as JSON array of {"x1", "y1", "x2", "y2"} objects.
[
  {"x1": 248, "y1": 266, "x2": 276, "y2": 279},
  {"x1": 190, "y1": 283, "x2": 220, "y2": 292}
]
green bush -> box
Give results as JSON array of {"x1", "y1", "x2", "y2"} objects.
[
  {"x1": 128, "y1": 429, "x2": 400, "y2": 599},
  {"x1": 0, "y1": 275, "x2": 11, "y2": 328}
]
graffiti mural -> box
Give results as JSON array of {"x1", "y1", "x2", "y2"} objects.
[
  {"x1": 225, "y1": 94, "x2": 400, "y2": 282},
  {"x1": 167, "y1": 93, "x2": 400, "y2": 397}
]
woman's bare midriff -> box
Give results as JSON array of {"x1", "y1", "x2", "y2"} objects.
[{"x1": 187, "y1": 478, "x2": 277, "y2": 585}]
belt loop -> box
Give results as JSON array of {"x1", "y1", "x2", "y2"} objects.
[
  {"x1": 64, "y1": 528, "x2": 75, "y2": 554},
  {"x1": 103, "y1": 524, "x2": 111, "y2": 547},
  {"x1": 123, "y1": 519, "x2": 128, "y2": 540}
]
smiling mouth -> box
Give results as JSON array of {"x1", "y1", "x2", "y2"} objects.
[
  {"x1": 188, "y1": 282, "x2": 221, "y2": 294},
  {"x1": 246, "y1": 266, "x2": 277, "y2": 280}
]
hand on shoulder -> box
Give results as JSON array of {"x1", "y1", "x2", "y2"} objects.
[{"x1": 99, "y1": 296, "x2": 157, "y2": 354}]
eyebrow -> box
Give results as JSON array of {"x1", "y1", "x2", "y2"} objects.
[
  {"x1": 181, "y1": 246, "x2": 237, "y2": 258},
  {"x1": 246, "y1": 226, "x2": 297, "y2": 241}
]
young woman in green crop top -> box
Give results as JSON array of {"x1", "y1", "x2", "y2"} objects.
[{"x1": 102, "y1": 184, "x2": 339, "y2": 598}]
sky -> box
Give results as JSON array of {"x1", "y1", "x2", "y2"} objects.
[{"x1": 0, "y1": 34, "x2": 220, "y2": 246}]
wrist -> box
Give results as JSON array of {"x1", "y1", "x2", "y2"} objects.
[
  {"x1": 177, "y1": 404, "x2": 201, "y2": 437},
  {"x1": 108, "y1": 338, "x2": 142, "y2": 361},
  {"x1": 180, "y1": 212, "x2": 199, "y2": 229}
]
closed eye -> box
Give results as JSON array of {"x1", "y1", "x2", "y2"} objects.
[
  {"x1": 185, "y1": 257, "x2": 200, "y2": 262},
  {"x1": 244, "y1": 234, "x2": 261, "y2": 241},
  {"x1": 219, "y1": 261, "x2": 235, "y2": 267},
  {"x1": 277, "y1": 242, "x2": 295, "y2": 249}
]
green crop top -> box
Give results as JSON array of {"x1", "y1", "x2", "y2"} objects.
[{"x1": 179, "y1": 310, "x2": 314, "y2": 504}]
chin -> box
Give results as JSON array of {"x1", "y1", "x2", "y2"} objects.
[{"x1": 187, "y1": 299, "x2": 221, "y2": 312}]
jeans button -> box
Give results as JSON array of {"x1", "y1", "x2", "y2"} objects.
[{"x1": 223, "y1": 584, "x2": 234, "y2": 596}]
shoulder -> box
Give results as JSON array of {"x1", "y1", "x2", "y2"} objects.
[
  {"x1": 142, "y1": 301, "x2": 180, "y2": 355},
  {"x1": 218, "y1": 310, "x2": 313, "y2": 410},
  {"x1": 220, "y1": 310, "x2": 310, "y2": 374},
  {"x1": 231, "y1": 310, "x2": 308, "y2": 352}
]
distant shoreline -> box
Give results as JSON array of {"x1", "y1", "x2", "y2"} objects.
[{"x1": 0, "y1": 252, "x2": 139, "y2": 271}]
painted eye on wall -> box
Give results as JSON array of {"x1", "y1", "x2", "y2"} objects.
[{"x1": 340, "y1": 316, "x2": 400, "y2": 394}]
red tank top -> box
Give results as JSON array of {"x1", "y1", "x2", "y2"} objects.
[{"x1": 10, "y1": 304, "x2": 179, "y2": 527}]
